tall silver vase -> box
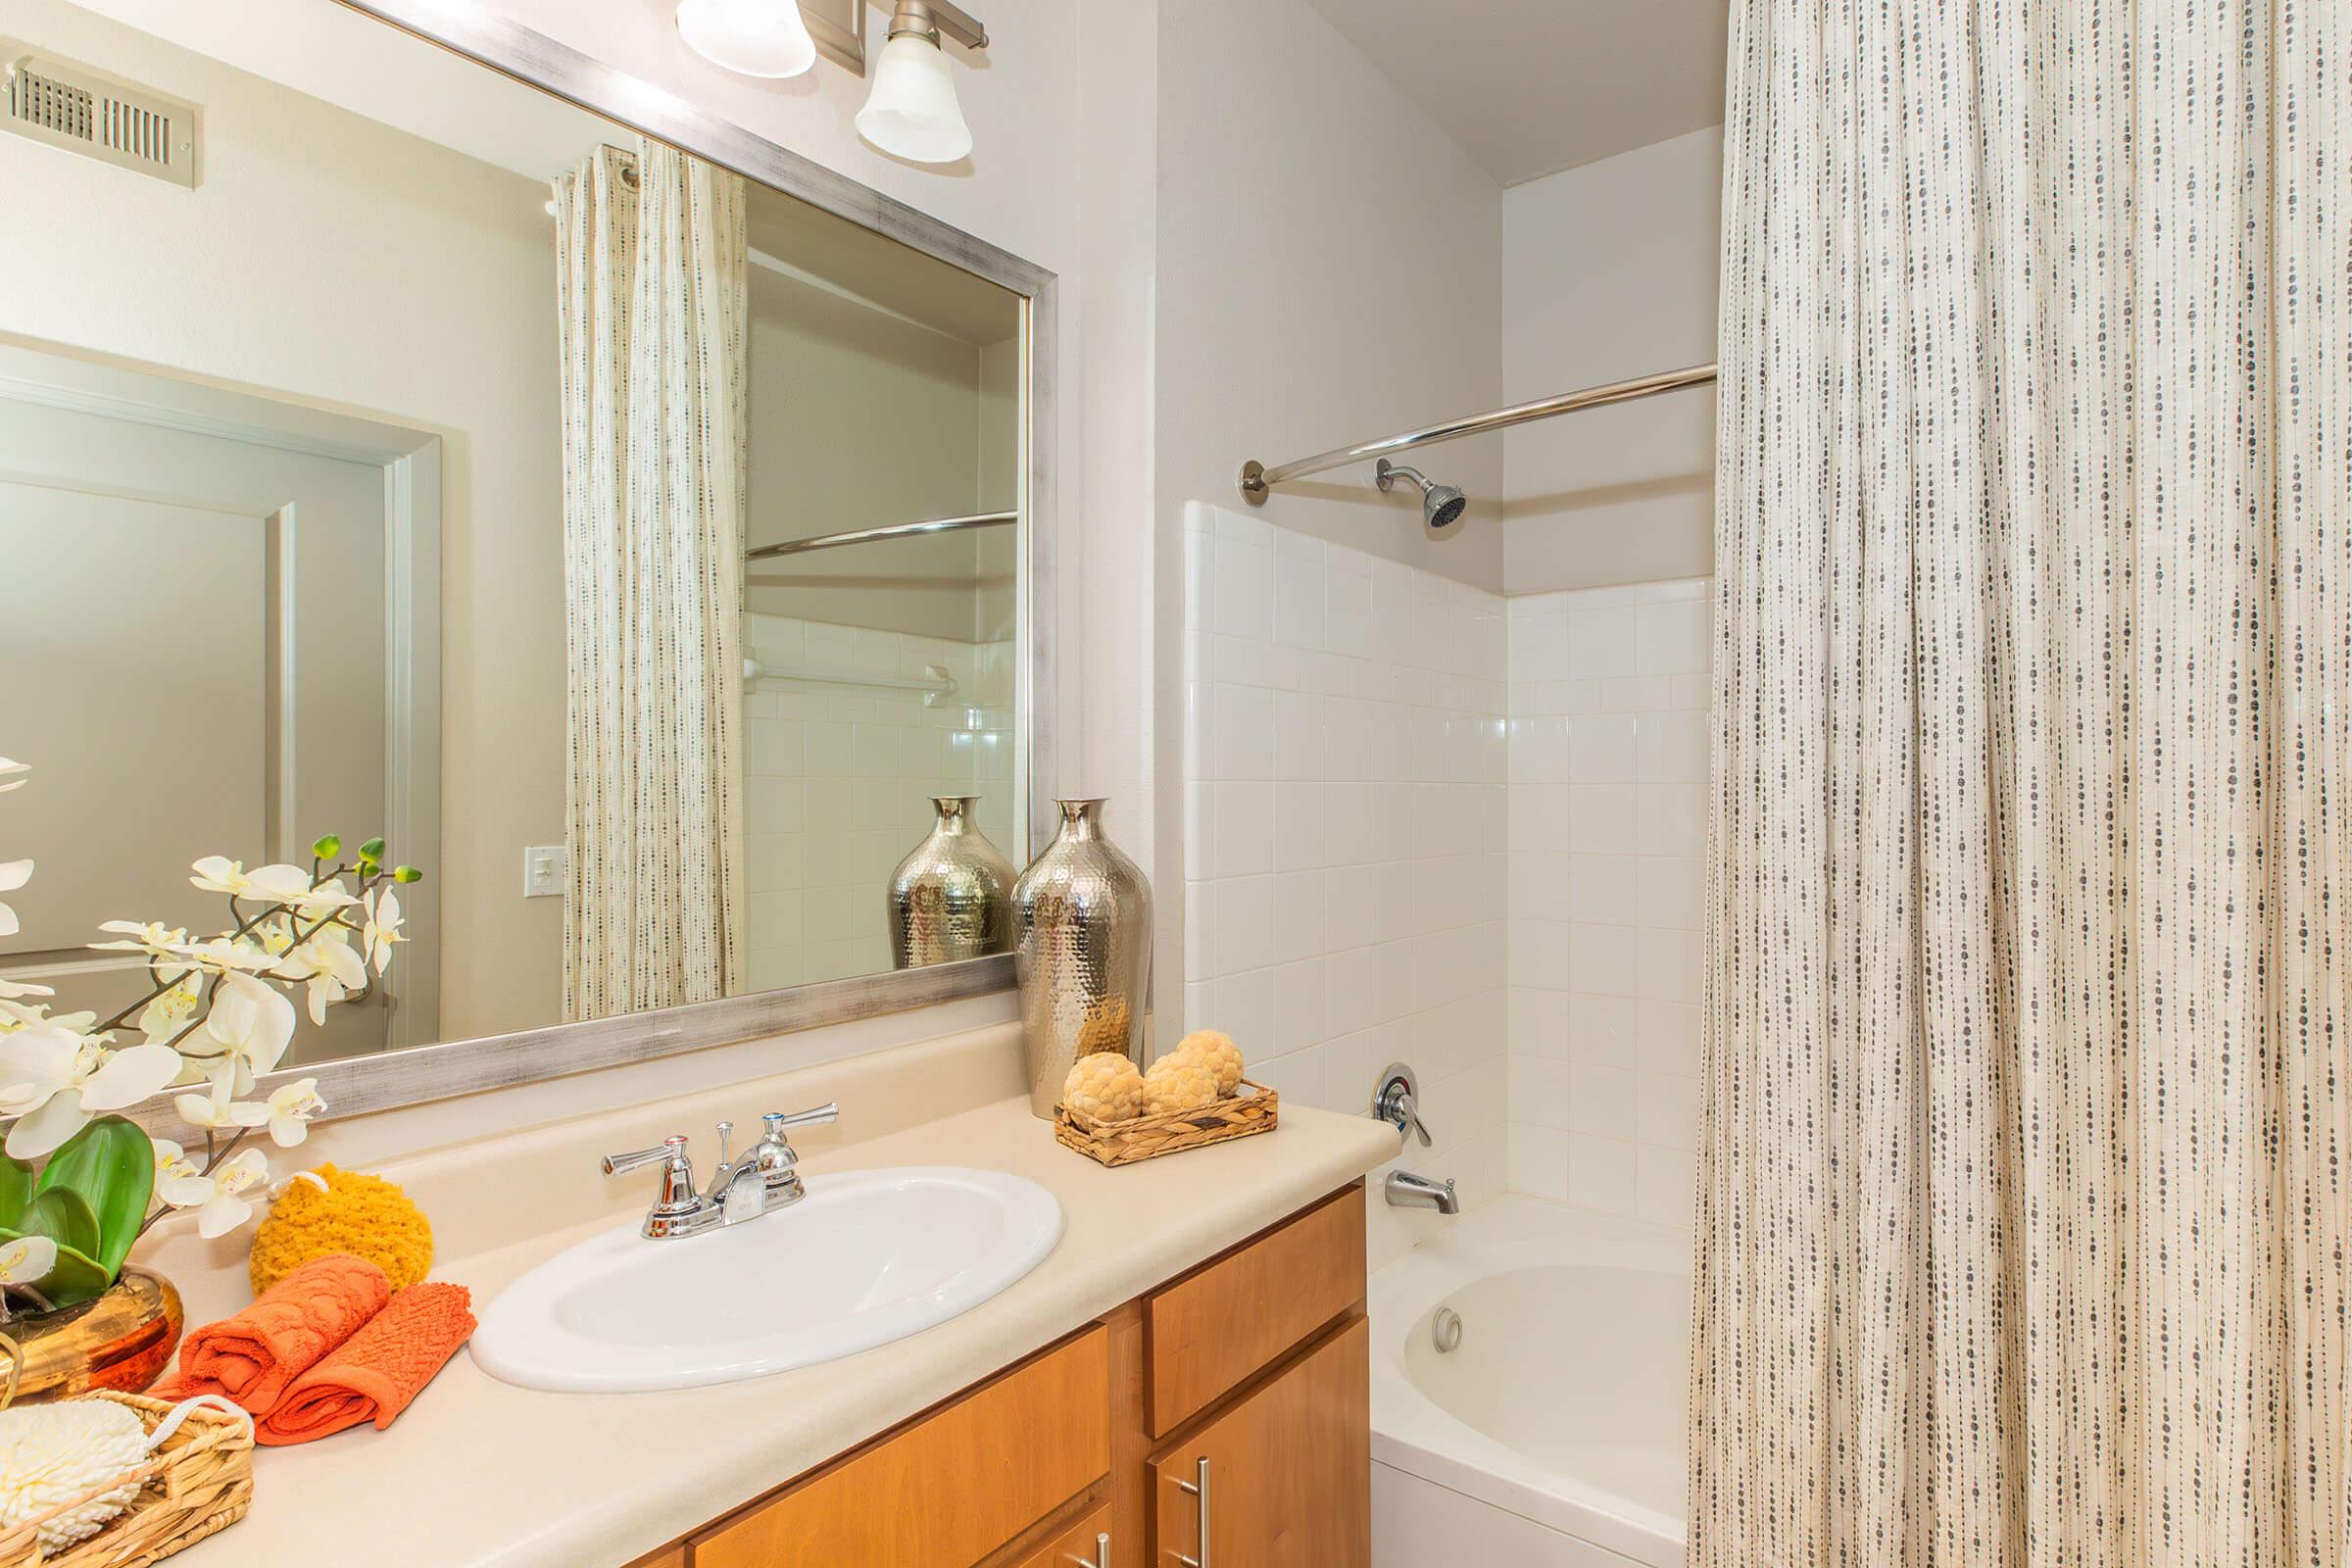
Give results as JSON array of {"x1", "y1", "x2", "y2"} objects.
[
  {"x1": 888, "y1": 796, "x2": 1015, "y2": 968},
  {"x1": 1011, "y1": 798, "x2": 1152, "y2": 1119}
]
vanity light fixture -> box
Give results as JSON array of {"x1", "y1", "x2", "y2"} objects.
[
  {"x1": 855, "y1": 0, "x2": 986, "y2": 165},
  {"x1": 675, "y1": 0, "x2": 819, "y2": 78}
]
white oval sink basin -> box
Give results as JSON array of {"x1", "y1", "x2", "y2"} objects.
[{"x1": 472, "y1": 1167, "x2": 1063, "y2": 1393}]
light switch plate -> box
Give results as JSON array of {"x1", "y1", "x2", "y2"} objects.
[{"x1": 522, "y1": 845, "x2": 566, "y2": 899}]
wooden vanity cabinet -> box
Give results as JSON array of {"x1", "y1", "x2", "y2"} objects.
[{"x1": 667, "y1": 1183, "x2": 1368, "y2": 1568}]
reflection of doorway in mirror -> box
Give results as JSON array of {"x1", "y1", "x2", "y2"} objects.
[{"x1": 0, "y1": 345, "x2": 441, "y2": 1063}]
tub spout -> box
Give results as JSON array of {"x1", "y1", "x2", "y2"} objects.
[{"x1": 1386, "y1": 1170, "x2": 1459, "y2": 1215}]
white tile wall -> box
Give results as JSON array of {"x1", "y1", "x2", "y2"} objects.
[
  {"x1": 741, "y1": 612, "x2": 1016, "y2": 990},
  {"x1": 1503, "y1": 578, "x2": 1711, "y2": 1228},
  {"x1": 1180, "y1": 504, "x2": 1510, "y2": 1248}
]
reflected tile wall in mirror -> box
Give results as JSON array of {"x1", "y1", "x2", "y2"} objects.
[{"x1": 0, "y1": 0, "x2": 1029, "y2": 1075}]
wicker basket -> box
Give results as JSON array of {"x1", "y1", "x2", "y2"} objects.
[
  {"x1": 1054, "y1": 1080, "x2": 1279, "y2": 1166},
  {"x1": 0, "y1": 1391, "x2": 254, "y2": 1568}
]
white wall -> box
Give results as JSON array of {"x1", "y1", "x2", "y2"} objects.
[
  {"x1": 1181, "y1": 504, "x2": 1509, "y2": 1248},
  {"x1": 1501, "y1": 126, "x2": 1722, "y2": 594},
  {"x1": 1152, "y1": 0, "x2": 1506, "y2": 1065},
  {"x1": 1503, "y1": 580, "x2": 1710, "y2": 1227}
]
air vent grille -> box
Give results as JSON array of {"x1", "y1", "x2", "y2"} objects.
[{"x1": 4, "y1": 45, "x2": 198, "y2": 188}]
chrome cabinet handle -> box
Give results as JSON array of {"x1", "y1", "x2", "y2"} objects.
[
  {"x1": 1082, "y1": 1531, "x2": 1109, "y2": 1568},
  {"x1": 1175, "y1": 1456, "x2": 1210, "y2": 1567}
]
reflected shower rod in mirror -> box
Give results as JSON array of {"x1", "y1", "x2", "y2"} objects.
[
  {"x1": 1236, "y1": 362, "x2": 1719, "y2": 506},
  {"x1": 746, "y1": 509, "x2": 1016, "y2": 561}
]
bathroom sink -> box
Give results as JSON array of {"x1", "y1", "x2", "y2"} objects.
[{"x1": 471, "y1": 1167, "x2": 1063, "y2": 1393}]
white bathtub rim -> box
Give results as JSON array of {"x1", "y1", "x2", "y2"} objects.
[{"x1": 1369, "y1": 1197, "x2": 1690, "y2": 1568}]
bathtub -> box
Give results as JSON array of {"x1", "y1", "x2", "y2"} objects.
[{"x1": 1368, "y1": 1196, "x2": 1690, "y2": 1567}]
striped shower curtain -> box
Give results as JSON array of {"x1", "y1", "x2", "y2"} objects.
[
  {"x1": 1692, "y1": 3, "x2": 2351, "y2": 1565},
  {"x1": 552, "y1": 140, "x2": 749, "y2": 1021}
]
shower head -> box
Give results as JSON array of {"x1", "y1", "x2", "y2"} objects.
[{"x1": 1375, "y1": 460, "x2": 1469, "y2": 533}]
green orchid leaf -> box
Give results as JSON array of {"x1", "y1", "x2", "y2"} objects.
[
  {"x1": 14, "y1": 1187, "x2": 101, "y2": 1267},
  {"x1": 36, "y1": 1116, "x2": 153, "y2": 1280},
  {"x1": 0, "y1": 1156, "x2": 34, "y2": 1232},
  {"x1": 0, "y1": 1229, "x2": 114, "y2": 1309}
]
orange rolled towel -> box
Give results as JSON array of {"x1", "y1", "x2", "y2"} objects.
[
  {"x1": 257, "y1": 1281, "x2": 475, "y2": 1446},
  {"x1": 159, "y1": 1252, "x2": 392, "y2": 1415}
]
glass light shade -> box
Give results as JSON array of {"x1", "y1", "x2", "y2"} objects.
[
  {"x1": 676, "y1": 0, "x2": 818, "y2": 78},
  {"x1": 855, "y1": 32, "x2": 973, "y2": 164}
]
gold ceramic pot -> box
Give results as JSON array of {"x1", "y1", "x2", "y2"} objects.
[{"x1": 2, "y1": 1268, "x2": 182, "y2": 1405}]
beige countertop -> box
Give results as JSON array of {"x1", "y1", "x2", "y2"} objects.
[{"x1": 166, "y1": 1079, "x2": 1397, "y2": 1568}]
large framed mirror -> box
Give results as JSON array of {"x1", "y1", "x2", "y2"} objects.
[{"x1": 0, "y1": 0, "x2": 1054, "y2": 1124}]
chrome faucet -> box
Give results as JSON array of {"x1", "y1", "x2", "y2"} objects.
[
  {"x1": 602, "y1": 1102, "x2": 840, "y2": 1240},
  {"x1": 1385, "y1": 1169, "x2": 1460, "y2": 1214}
]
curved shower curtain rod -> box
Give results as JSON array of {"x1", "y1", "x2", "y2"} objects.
[{"x1": 1236, "y1": 362, "x2": 1719, "y2": 505}]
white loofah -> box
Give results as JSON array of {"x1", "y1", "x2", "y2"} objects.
[
  {"x1": 0, "y1": 1394, "x2": 248, "y2": 1551},
  {"x1": 0, "y1": 1399, "x2": 148, "y2": 1549}
]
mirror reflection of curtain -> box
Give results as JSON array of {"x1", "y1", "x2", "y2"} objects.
[{"x1": 552, "y1": 141, "x2": 748, "y2": 1021}]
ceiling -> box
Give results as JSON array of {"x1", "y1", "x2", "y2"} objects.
[{"x1": 1303, "y1": 0, "x2": 1730, "y2": 186}]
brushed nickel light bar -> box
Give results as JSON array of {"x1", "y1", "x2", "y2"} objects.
[
  {"x1": 746, "y1": 509, "x2": 1016, "y2": 561},
  {"x1": 1236, "y1": 362, "x2": 1719, "y2": 506}
]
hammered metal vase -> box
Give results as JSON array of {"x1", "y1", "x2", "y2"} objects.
[
  {"x1": 888, "y1": 796, "x2": 1016, "y2": 969},
  {"x1": 1011, "y1": 798, "x2": 1152, "y2": 1119}
]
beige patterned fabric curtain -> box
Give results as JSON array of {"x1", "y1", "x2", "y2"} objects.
[
  {"x1": 552, "y1": 141, "x2": 748, "y2": 1022},
  {"x1": 1693, "y1": 3, "x2": 2350, "y2": 1565}
]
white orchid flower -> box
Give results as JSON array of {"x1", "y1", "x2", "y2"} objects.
[
  {"x1": 159, "y1": 936, "x2": 277, "y2": 976},
  {"x1": 88, "y1": 921, "x2": 192, "y2": 960},
  {"x1": 172, "y1": 1085, "x2": 262, "y2": 1135},
  {"x1": 270, "y1": 924, "x2": 367, "y2": 1025},
  {"x1": 361, "y1": 888, "x2": 405, "y2": 976},
  {"x1": 189, "y1": 858, "x2": 355, "y2": 913},
  {"x1": 0, "y1": 759, "x2": 25, "y2": 795},
  {"x1": 0, "y1": 976, "x2": 54, "y2": 1032},
  {"x1": 136, "y1": 972, "x2": 204, "y2": 1048},
  {"x1": 258, "y1": 1079, "x2": 321, "y2": 1147},
  {"x1": 0, "y1": 1023, "x2": 183, "y2": 1159},
  {"x1": 183, "y1": 972, "x2": 293, "y2": 1097},
  {"x1": 157, "y1": 1147, "x2": 270, "y2": 1240},
  {"x1": 150, "y1": 1137, "x2": 198, "y2": 1185},
  {"x1": 0, "y1": 860, "x2": 28, "y2": 942},
  {"x1": 0, "y1": 1236, "x2": 57, "y2": 1287}
]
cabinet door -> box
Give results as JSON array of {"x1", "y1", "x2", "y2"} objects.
[
  {"x1": 1151, "y1": 1317, "x2": 1369, "y2": 1568},
  {"x1": 695, "y1": 1327, "x2": 1109, "y2": 1568},
  {"x1": 1008, "y1": 1500, "x2": 1112, "y2": 1568}
]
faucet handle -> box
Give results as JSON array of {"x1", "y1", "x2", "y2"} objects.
[
  {"x1": 603, "y1": 1134, "x2": 688, "y2": 1176},
  {"x1": 1371, "y1": 1064, "x2": 1433, "y2": 1148},
  {"x1": 764, "y1": 1102, "x2": 839, "y2": 1133},
  {"x1": 747, "y1": 1104, "x2": 838, "y2": 1197},
  {"x1": 602, "y1": 1135, "x2": 699, "y2": 1216}
]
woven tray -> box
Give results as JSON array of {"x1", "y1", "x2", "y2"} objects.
[
  {"x1": 0, "y1": 1391, "x2": 254, "y2": 1568},
  {"x1": 1054, "y1": 1080, "x2": 1279, "y2": 1166}
]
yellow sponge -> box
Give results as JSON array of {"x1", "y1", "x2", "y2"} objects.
[
  {"x1": 1173, "y1": 1029, "x2": 1247, "y2": 1095},
  {"x1": 1062, "y1": 1053, "x2": 1146, "y2": 1123},
  {"x1": 248, "y1": 1164, "x2": 434, "y2": 1296},
  {"x1": 1142, "y1": 1054, "x2": 1220, "y2": 1116}
]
